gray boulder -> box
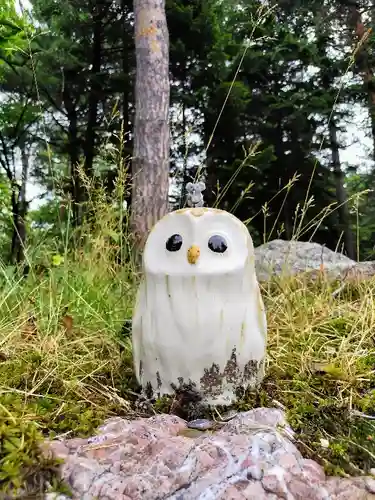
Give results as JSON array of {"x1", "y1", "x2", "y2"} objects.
[{"x1": 254, "y1": 239, "x2": 375, "y2": 282}]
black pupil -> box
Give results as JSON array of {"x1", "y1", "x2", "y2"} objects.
[
  {"x1": 166, "y1": 234, "x2": 183, "y2": 252},
  {"x1": 208, "y1": 235, "x2": 227, "y2": 253}
]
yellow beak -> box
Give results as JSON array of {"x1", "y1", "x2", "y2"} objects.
[{"x1": 187, "y1": 245, "x2": 200, "y2": 265}]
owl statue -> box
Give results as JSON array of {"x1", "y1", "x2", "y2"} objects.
[{"x1": 132, "y1": 206, "x2": 267, "y2": 406}]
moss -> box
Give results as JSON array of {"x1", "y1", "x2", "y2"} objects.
[
  {"x1": 317, "y1": 316, "x2": 352, "y2": 336},
  {"x1": 0, "y1": 403, "x2": 62, "y2": 497},
  {"x1": 153, "y1": 395, "x2": 173, "y2": 414},
  {"x1": 0, "y1": 392, "x2": 126, "y2": 496}
]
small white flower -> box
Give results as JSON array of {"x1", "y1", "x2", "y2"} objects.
[{"x1": 320, "y1": 438, "x2": 329, "y2": 449}]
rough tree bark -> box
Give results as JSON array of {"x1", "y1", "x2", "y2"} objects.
[
  {"x1": 62, "y1": 74, "x2": 83, "y2": 226},
  {"x1": 121, "y1": 0, "x2": 131, "y2": 150},
  {"x1": 10, "y1": 144, "x2": 28, "y2": 264},
  {"x1": 84, "y1": 3, "x2": 105, "y2": 177},
  {"x1": 312, "y1": 7, "x2": 355, "y2": 257},
  {"x1": 329, "y1": 119, "x2": 356, "y2": 259},
  {"x1": 131, "y1": 0, "x2": 170, "y2": 250},
  {"x1": 345, "y1": 0, "x2": 375, "y2": 161},
  {"x1": 121, "y1": 0, "x2": 133, "y2": 207}
]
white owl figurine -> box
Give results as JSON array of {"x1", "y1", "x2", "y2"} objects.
[{"x1": 132, "y1": 207, "x2": 267, "y2": 406}]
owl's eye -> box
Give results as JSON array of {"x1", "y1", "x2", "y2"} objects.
[
  {"x1": 166, "y1": 234, "x2": 183, "y2": 252},
  {"x1": 208, "y1": 235, "x2": 227, "y2": 253}
]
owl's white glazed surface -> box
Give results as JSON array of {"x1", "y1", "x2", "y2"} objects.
[
  {"x1": 132, "y1": 207, "x2": 267, "y2": 405},
  {"x1": 143, "y1": 208, "x2": 250, "y2": 275}
]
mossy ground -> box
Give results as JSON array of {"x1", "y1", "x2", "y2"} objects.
[
  {"x1": 261, "y1": 274, "x2": 375, "y2": 478},
  {"x1": 2, "y1": 236, "x2": 375, "y2": 496}
]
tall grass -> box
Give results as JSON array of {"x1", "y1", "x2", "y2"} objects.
[{"x1": 0, "y1": 186, "x2": 140, "y2": 495}]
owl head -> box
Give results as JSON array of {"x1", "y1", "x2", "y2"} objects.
[{"x1": 143, "y1": 207, "x2": 255, "y2": 276}]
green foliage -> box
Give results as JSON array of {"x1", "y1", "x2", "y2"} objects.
[
  {"x1": 0, "y1": 98, "x2": 40, "y2": 141},
  {"x1": 0, "y1": 399, "x2": 62, "y2": 496},
  {"x1": 0, "y1": 0, "x2": 370, "y2": 257},
  {"x1": 346, "y1": 172, "x2": 375, "y2": 260},
  {"x1": 0, "y1": 173, "x2": 11, "y2": 254},
  {"x1": 0, "y1": 0, "x2": 30, "y2": 65},
  {"x1": 200, "y1": 0, "x2": 347, "y2": 246},
  {"x1": 0, "y1": 197, "x2": 137, "y2": 492}
]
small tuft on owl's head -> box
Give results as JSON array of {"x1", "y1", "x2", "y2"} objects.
[{"x1": 143, "y1": 207, "x2": 255, "y2": 276}]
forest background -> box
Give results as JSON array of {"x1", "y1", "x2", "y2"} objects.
[{"x1": 1, "y1": 0, "x2": 375, "y2": 267}]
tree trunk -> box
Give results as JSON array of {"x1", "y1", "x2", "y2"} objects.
[
  {"x1": 329, "y1": 119, "x2": 356, "y2": 259},
  {"x1": 63, "y1": 82, "x2": 83, "y2": 226},
  {"x1": 131, "y1": 0, "x2": 170, "y2": 250},
  {"x1": 121, "y1": 0, "x2": 132, "y2": 207},
  {"x1": 346, "y1": 0, "x2": 375, "y2": 161},
  {"x1": 180, "y1": 96, "x2": 188, "y2": 207},
  {"x1": 121, "y1": 0, "x2": 131, "y2": 152},
  {"x1": 10, "y1": 145, "x2": 28, "y2": 264},
  {"x1": 282, "y1": 200, "x2": 292, "y2": 240},
  {"x1": 84, "y1": 4, "x2": 103, "y2": 177},
  {"x1": 202, "y1": 111, "x2": 217, "y2": 207},
  {"x1": 10, "y1": 189, "x2": 19, "y2": 264}
]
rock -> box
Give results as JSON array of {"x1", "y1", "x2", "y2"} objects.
[
  {"x1": 254, "y1": 239, "x2": 375, "y2": 282},
  {"x1": 43, "y1": 408, "x2": 375, "y2": 500},
  {"x1": 45, "y1": 494, "x2": 71, "y2": 500}
]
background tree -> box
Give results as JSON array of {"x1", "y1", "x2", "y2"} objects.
[
  {"x1": 131, "y1": 0, "x2": 170, "y2": 250},
  {"x1": 0, "y1": 0, "x2": 375, "y2": 261}
]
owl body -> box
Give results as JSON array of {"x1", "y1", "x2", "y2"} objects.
[{"x1": 132, "y1": 207, "x2": 267, "y2": 405}]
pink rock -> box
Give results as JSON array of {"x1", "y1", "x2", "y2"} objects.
[
  {"x1": 242, "y1": 480, "x2": 279, "y2": 499},
  {"x1": 41, "y1": 440, "x2": 70, "y2": 459},
  {"x1": 300, "y1": 459, "x2": 327, "y2": 482},
  {"x1": 262, "y1": 469, "x2": 289, "y2": 498},
  {"x1": 43, "y1": 409, "x2": 375, "y2": 500}
]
